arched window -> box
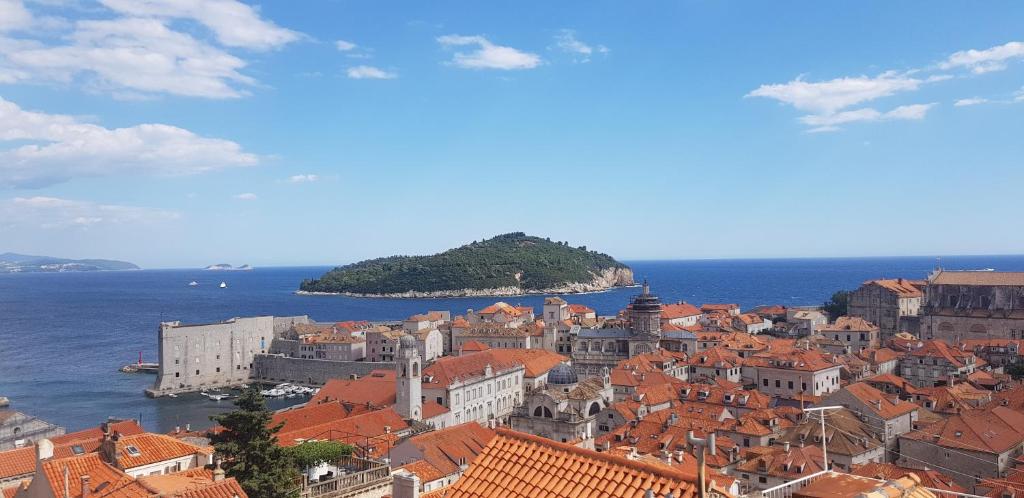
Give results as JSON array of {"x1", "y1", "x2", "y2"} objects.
[
  {"x1": 938, "y1": 322, "x2": 954, "y2": 334},
  {"x1": 543, "y1": 407, "x2": 553, "y2": 418},
  {"x1": 588, "y1": 402, "x2": 601, "y2": 416},
  {"x1": 534, "y1": 406, "x2": 544, "y2": 417},
  {"x1": 412, "y1": 362, "x2": 420, "y2": 377},
  {"x1": 970, "y1": 324, "x2": 987, "y2": 334}
]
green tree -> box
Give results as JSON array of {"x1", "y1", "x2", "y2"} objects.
[
  {"x1": 210, "y1": 388, "x2": 300, "y2": 498},
  {"x1": 288, "y1": 441, "x2": 353, "y2": 469},
  {"x1": 822, "y1": 290, "x2": 850, "y2": 320},
  {"x1": 1007, "y1": 363, "x2": 1024, "y2": 380}
]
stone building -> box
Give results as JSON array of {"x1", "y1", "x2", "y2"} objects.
[
  {"x1": 421, "y1": 351, "x2": 525, "y2": 426},
  {"x1": 0, "y1": 411, "x2": 64, "y2": 451},
  {"x1": 820, "y1": 316, "x2": 880, "y2": 352},
  {"x1": 510, "y1": 364, "x2": 613, "y2": 448},
  {"x1": 848, "y1": 279, "x2": 924, "y2": 341},
  {"x1": 822, "y1": 382, "x2": 918, "y2": 460},
  {"x1": 897, "y1": 340, "x2": 977, "y2": 387},
  {"x1": 745, "y1": 349, "x2": 842, "y2": 398},
  {"x1": 920, "y1": 270, "x2": 1024, "y2": 343},
  {"x1": 366, "y1": 327, "x2": 405, "y2": 362},
  {"x1": 151, "y1": 316, "x2": 303, "y2": 395},
  {"x1": 571, "y1": 282, "x2": 662, "y2": 377},
  {"x1": 899, "y1": 406, "x2": 1024, "y2": 492},
  {"x1": 775, "y1": 408, "x2": 885, "y2": 472}
]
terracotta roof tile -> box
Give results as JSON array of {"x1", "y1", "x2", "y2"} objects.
[
  {"x1": 851, "y1": 463, "x2": 965, "y2": 493},
  {"x1": 840, "y1": 382, "x2": 919, "y2": 419},
  {"x1": 902, "y1": 406, "x2": 1024, "y2": 454},
  {"x1": 394, "y1": 423, "x2": 496, "y2": 483},
  {"x1": 821, "y1": 316, "x2": 879, "y2": 333},
  {"x1": 865, "y1": 279, "x2": 924, "y2": 298},
  {"x1": 177, "y1": 477, "x2": 248, "y2": 498},
  {"x1": 113, "y1": 433, "x2": 210, "y2": 470},
  {"x1": 440, "y1": 428, "x2": 702, "y2": 498},
  {"x1": 0, "y1": 446, "x2": 35, "y2": 480},
  {"x1": 310, "y1": 370, "x2": 397, "y2": 408},
  {"x1": 661, "y1": 303, "x2": 702, "y2": 320}
]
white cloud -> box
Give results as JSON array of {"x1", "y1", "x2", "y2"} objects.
[
  {"x1": 0, "y1": 196, "x2": 180, "y2": 229},
  {"x1": 233, "y1": 192, "x2": 257, "y2": 200},
  {"x1": 553, "y1": 30, "x2": 605, "y2": 62},
  {"x1": 1015, "y1": 87, "x2": 1024, "y2": 103},
  {"x1": 0, "y1": 96, "x2": 258, "y2": 188},
  {"x1": 346, "y1": 65, "x2": 396, "y2": 79},
  {"x1": 954, "y1": 97, "x2": 988, "y2": 107},
  {"x1": 437, "y1": 34, "x2": 541, "y2": 70},
  {"x1": 0, "y1": 18, "x2": 255, "y2": 98},
  {"x1": 940, "y1": 41, "x2": 1024, "y2": 74},
  {"x1": 287, "y1": 174, "x2": 318, "y2": 183},
  {"x1": 335, "y1": 39, "x2": 356, "y2": 51},
  {"x1": 0, "y1": 0, "x2": 300, "y2": 98},
  {"x1": 747, "y1": 72, "x2": 922, "y2": 115},
  {"x1": 0, "y1": 0, "x2": 33, "y2": 32},
  {"x1": 800, "y1": 103, "x2": 936, "y2": 132},
  {"x1": 98, "y1": 0, "x2": 300, "y2": 50}
]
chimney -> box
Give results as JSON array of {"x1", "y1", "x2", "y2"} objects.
[
  {"x1": 36, "y1": 439, "x2": 54, "y2": 460},
  {"x1": 392, "y1": 472, "x2": 421, "y2": 498},
  {"x1": 175, "y1": 426, "x2": 180, "y2": 434},
  {"x1": 783, "y1": 441, "x2": 790, "y2": 452},
  {"x1": 873, "y1": 400, "x2": 882, "y2": 411},
  {"x1": 213, "y1": 459, "x2": 225, "y2": 482},
  {"x1": 185, "y1": 423, "x2": 191, "y2": 432},
  {"x1": 101, "y1": 423, "x2": 111, "y2": 441},
  {"x1": 458, "y1": 457, "x2": 468, "y2": 472},
  {"x1": 63, "y1": 465, "x2": 70, "y2": 498},
  {"x1": 80, "y1": 475, "x2": 91, "y2": 498}
]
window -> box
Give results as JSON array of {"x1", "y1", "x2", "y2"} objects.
[
  {"x1": 125, "y1": 445, "x2": 142, "y2": 457},
  {"x1": 175, "y1": 372, "x2": 180, "y2": 377},
  {"x1": 775, "y1": 380, "x2": 781, "y2": 388},
  {"x1": 758, "y1": 477, "x2": 767, "y2": 484},
  {"x1": 788, "y1": 381, "x2": 794, "y2": 389},
  {"x1": 763, "y1": 378, "x2": 768, "y2": 387},
  {"x1": 195, "y1": 370, "x2": 200, "y2": 375}
]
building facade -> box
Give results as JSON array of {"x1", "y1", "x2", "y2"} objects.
[{"x1": 848, "y1": 279, "x2": 923, "y2": 341}]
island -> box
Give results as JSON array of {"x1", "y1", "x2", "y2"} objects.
[
  {"x1": 0, "y1": 252, "x2": 139, "y2": 273},
  {"x1": 298, "y1": 232, "x2": 634, "y2": 297},
  {"x1": 204, "y1": 264, "x2": 254, "y2": 271}
]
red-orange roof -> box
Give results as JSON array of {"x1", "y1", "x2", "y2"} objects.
[
  {"x1": 662, "y1": 302, "x2": 702, "y2": 320},
  {"x1": 821, "y1": 316, "x2": 879, "y2": 333},
  {"x1": 908, "y1": 340, "x2": 974, "y2": 368},
  {"x1": 460, "y1": 340, "x2": 489, "y2": 352},
  {"x1": 567, "y1": 304, "x2": 595, "y2": 314},
  {"x1": 439, "y1": 428, "x2": 701, "y2": 498},
  {"x1": 0, "y1": 446, "x2": 34, "y2": 480},
  {"x1": 842, "y1": 382, "x2": 919, "y2": 419},
  {"x1": 865, "y1": 279, "x2": 924, "y2": 298},
  {"x1": 310, "y1": 370, "x2": 396, "y2": 407},
  {"x1": 902, "y1": 406, "x2": 1024, "y2": 454},
  {"x1": 394, "y1": 423, "x2": 496, "y2": 483},
  {"x1": 113, "y1": 433, "x2": 210, "y2": 470}
]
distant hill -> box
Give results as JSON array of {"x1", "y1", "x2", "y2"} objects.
[
  {"x1": 204, "y1": 264, "x2": 253, "y2": 271},
  {"x1": 299, "y1": 233, "x2": 634, "y2": 297},
  {"x1": 0, "y1": 253, "x2": 139, "y2": 273}
]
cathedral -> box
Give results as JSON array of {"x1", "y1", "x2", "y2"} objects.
[{"x1": 570, "y1": 281, "x2": 664, "y2": 377}]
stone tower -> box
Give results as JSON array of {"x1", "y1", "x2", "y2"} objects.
[
  {"x1": 629, "y1": 280, "x2": 662, "y2": 337},
  {"x1": 395, "y1": 334, "x2": 422, "y2": 421},
  {"x1": 542, "y1": 297, "x2": 569, "y2": 352}
]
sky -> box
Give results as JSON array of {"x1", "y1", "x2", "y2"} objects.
[{"x1": 0, "y1": 1, "x2": 1022, "y2": 268}]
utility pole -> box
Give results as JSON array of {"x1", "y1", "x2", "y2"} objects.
[{"x1": 802, "y1": 406, "x2": 842, "y2": 471}]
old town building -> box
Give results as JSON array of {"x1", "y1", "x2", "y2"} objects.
[
  {"x1": 849, "y1": 279, "x2": 924, "y2": 341},
  {"x1": 921, "y1": 270, "x2": 1024, "y2": 343}
]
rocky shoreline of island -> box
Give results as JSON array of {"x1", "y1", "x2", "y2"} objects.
[{"x1": 297, "y1": 267, "x2": 636, "y2": 298}]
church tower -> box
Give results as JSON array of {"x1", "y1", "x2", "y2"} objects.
[
  {"x1": 395, "y1": 334, "x2": 422, "y2": 421},
  {"x1": 629, "y1": 280, "x2": 662, "y2": 337},
  {"x1": 542, "y1": 297, "x2": 570, "y2": 352}
]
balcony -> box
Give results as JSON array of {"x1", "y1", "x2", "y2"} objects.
[{"x1": 300, "y1": 456, "x2": 391, "y2": 498}]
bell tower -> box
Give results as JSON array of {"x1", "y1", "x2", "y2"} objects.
[
  {"x1": 629, "y1": 280, "x2": 662, "y2": 337},
  {"x1": 395, "y1": 334, "x2": 422, "y2": 421}
]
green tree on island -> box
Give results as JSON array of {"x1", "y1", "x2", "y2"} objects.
[
  {"x1": 822, "y1": 290, "x2": 850, "y2": 319},
  {"x1": 210, "y1": 387, "x2": 300, "y2": 498}
]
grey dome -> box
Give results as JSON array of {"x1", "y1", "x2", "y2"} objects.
[
  {"x1": 547, "y1": 363, "x2": 578, "y2": 385},
  {"x1": 399, "y1": 334, "x2": 417, "y2": 349}
]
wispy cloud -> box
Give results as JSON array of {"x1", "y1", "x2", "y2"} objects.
[
  {"x1": 437, "y1": 34, "x2": 541, "y2": 70},
  {"x1": 800, "y1": 103, "x2": 936, "y2": 133},
  {"x1": 940, "y1": 41, "x2": 1024, "y2": 74},
  {"x1": 287, "y1": 174, "x2": 319, "y2": 183},
  {"x1": 747, "y1": 72, "x2": 922, "y2": 115},
  {"x1": 0, "y1": 96, "x2": 258, "y2": 188},
  {"x1": 0, "y1": 0, "x2": 301, "y2": 98},
  {"x1": 347, "y1": 65, "x2": 396, "y2": 79},
  {"x1": 335, "y1": 39, "x2": 356, "y2": 51},
  {"x1": 98, "y1": 0, "x2": 301, "y2": 50},
  {"x1": 553, "y1": 29, "x2": 607, "y2": 63},
  {"x1": 954, "y1": 97, "x2": 988, "y2": 107},
  {"x1": 233, "y1": 192, "x2": 257, "y2": 200},
  {"x1": 0, "y1": 196, "x2": 180, "y2": 229}
]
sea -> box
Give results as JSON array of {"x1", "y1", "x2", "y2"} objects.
[{"x1": 2, "y1": 255, "x2": 1023, "y2": 434}]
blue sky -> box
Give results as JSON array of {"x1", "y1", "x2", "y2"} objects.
[{"x1": 0, "y1": 1, "x2": 1022, "y2": 268}]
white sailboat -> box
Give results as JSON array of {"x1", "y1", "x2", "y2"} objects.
[
  {"x1": 219, "y1": 282, "x2": 227, "y2": 288},
  {"x1": 188, "y1": 281, "x2": 198, "y2": 287}
]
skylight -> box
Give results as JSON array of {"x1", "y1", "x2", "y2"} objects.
[{"x1": 124, "y1": 445, "x2": 142, "y2": 457}]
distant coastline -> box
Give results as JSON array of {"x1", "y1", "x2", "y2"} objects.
[
  {"x1": 295, "y1": 280, "x2": 640, "y2": 299},
  {"x1": 0, "y1": 252, "x2": 139, "y2": 273}
]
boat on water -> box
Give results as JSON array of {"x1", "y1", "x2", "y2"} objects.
[
  {"x1": 219, "y1": 282, "x2": 227, "y2": 288},
  {"x1": 201, "y1": 391, "x2": 232, "y2": 401},
  {"x1": 188, "y1": 281, "x2": 198, "y2": 287}
]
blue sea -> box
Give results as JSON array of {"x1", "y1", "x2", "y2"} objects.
[{"x1": 2, "y1": 256, "x2": 1023, "y2": 433}]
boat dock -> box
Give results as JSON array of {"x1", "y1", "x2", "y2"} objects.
[{"x1": 120, "y1": 362, "x2": 159, "y2": 374}]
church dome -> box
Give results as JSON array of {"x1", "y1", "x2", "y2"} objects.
[
  {"x1": 399, "y1": 334, "x2": 417, "y2": 350},
  {"x1": 547, "y1": 363, "x2": 578, "y2": 385}
]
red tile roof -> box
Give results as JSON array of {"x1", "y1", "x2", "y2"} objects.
[
  {"x1": 821, "y1": 316, "x2": 879, "y2": 333},
  {"x1": 177, "y1": 477, "x2": 248, "y2": 498},
  {"x1": 479, "y1": 349, "x2": 568, "y2": 378},
  {"x1": 840, "y1": 382, "x2": 919, "y2": 419},
  {"x1": 851, "y1": 463, "x2": 965, "y2": 493},
  {"x1": 0, "y1": 446, "x2": 34, "y2": 480},
  {"x1": 865, "y1": 279, "x2": 924, "y2": 298},
  {"x1": 39, "y1": 453, "x2": 135, "y2": 498},
  {"x1": 902, "y1": 406, "x2": 1024, "y2": 454},
  {"x1": 662, "y1": 302, "x2": 702, "y2": 320},
  {"x1": 908, "y1": 340, "x2": 974, "y2": 368},
  {"x1": 568, "y1": 304, "x2": 595, "y2": 314},
  {"x1": 310, "y1": 370, "x2": 397, "y2": 408},
  {"x1": 438, "y1": 428, "x2": 702, "y2": 498},
  {"x1": 422, "y1": 351, "x2": 525, "y2": 388},
  {"x1": 460, "y1": 340, "x2": 489, "y2": 352},
  {"x1": 113, "y1": 433, "x2": 210, "y2": 470},
  {"x1": 394, "y1": 423, "x2": 496, "y2": 483}
]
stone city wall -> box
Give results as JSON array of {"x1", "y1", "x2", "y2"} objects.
[{"x1": 251, "y1": 354, "x2": 394, "y2": 385}]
